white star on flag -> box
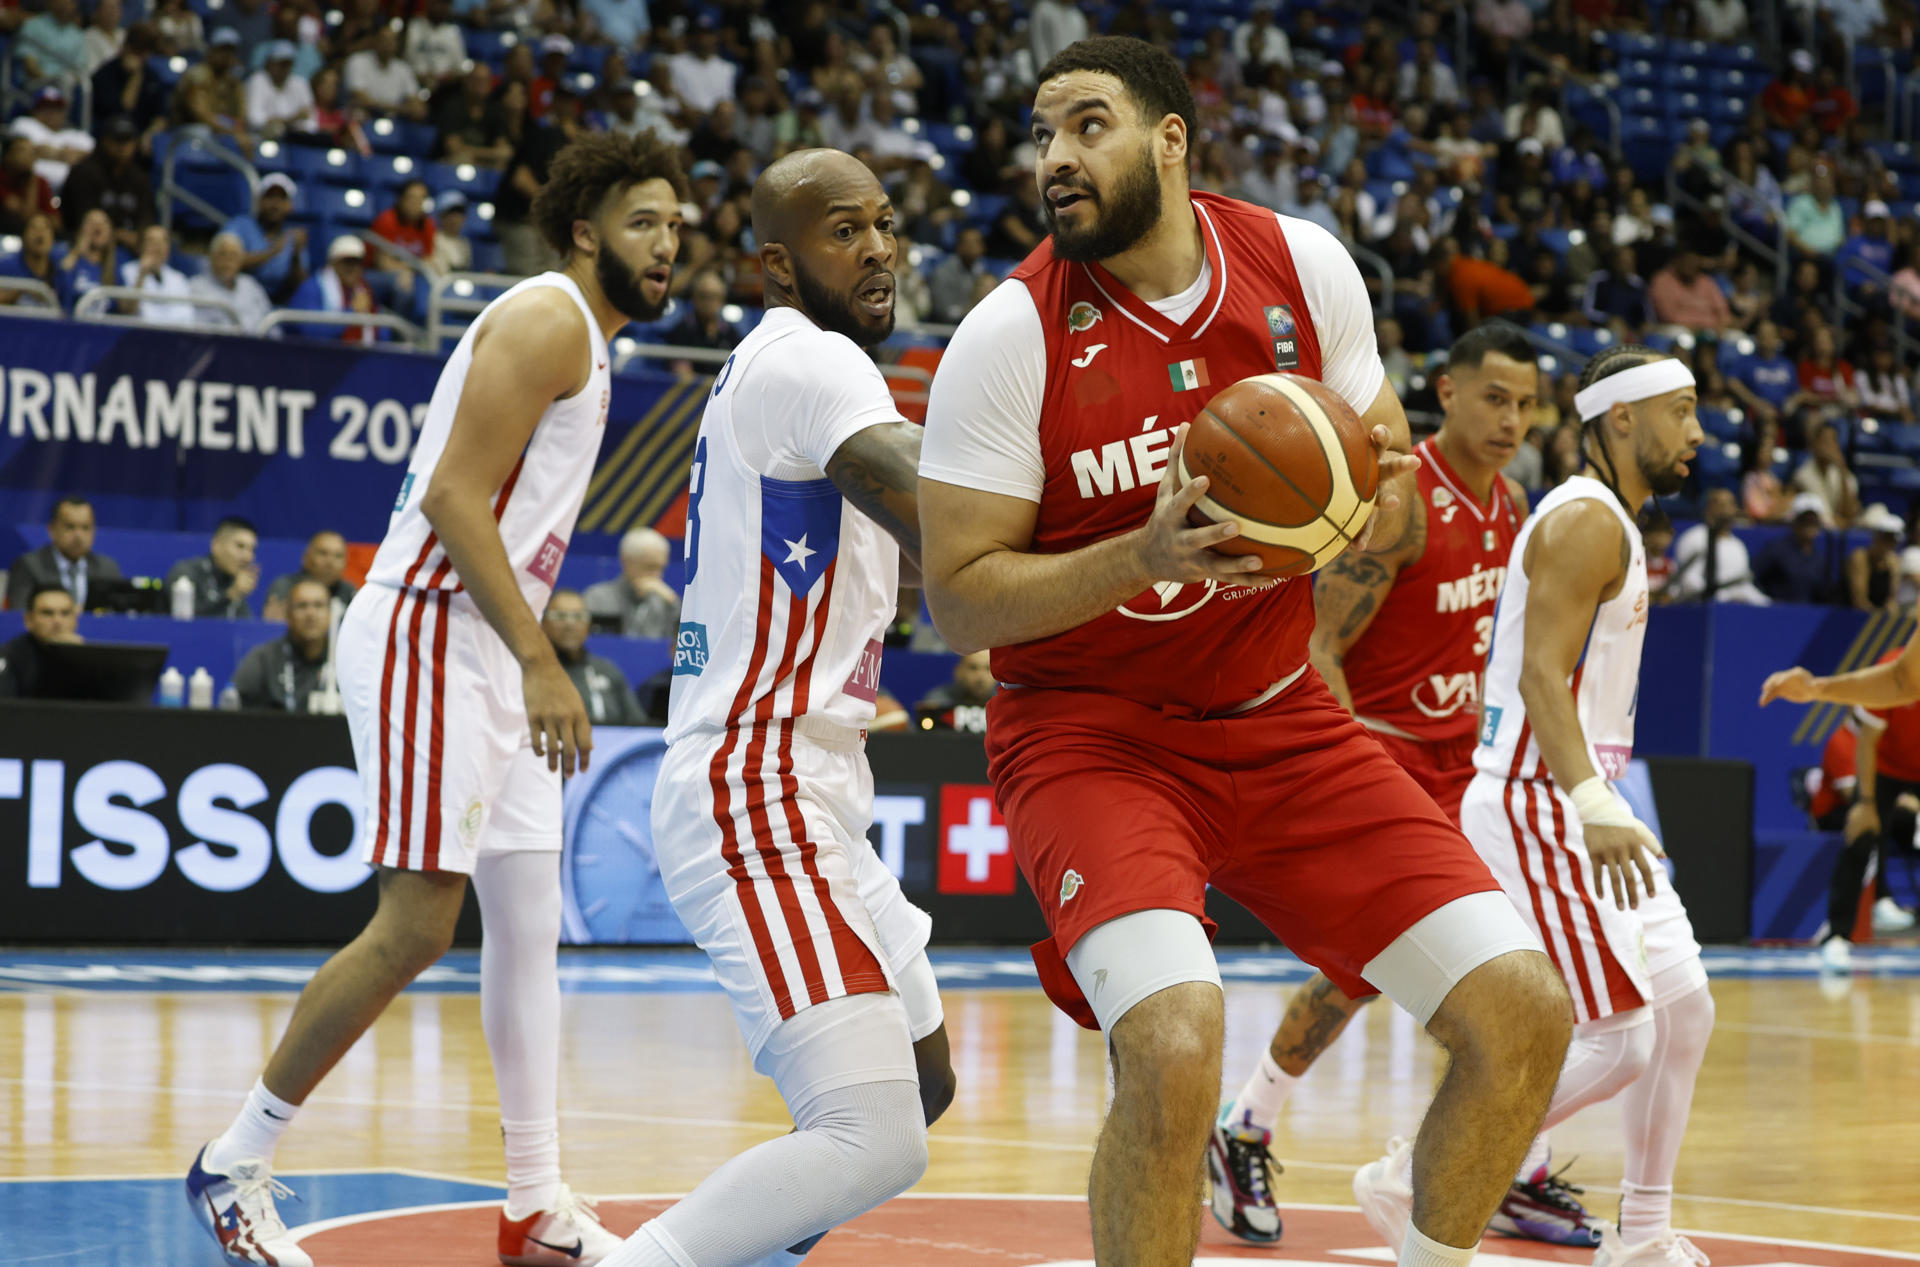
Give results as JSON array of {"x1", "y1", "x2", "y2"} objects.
[{"x1": 782, "y1": 535, "x2": 816, "y2": 569}]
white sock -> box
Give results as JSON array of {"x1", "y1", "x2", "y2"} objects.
[
  {"x1": 1617, "y1": 977, "x2": 1715, "y2": 1245},
  {"x1": 1227, "y1": 1050, "x2": 1299, "y2": 1135},
  {"x1": 1512, "y1": 1133, "x2": 1551, "y2": 1185},
  {"x1": 603, "y1": 1221, "x2": 695, "y2": 1267},
  {"x1": 205, "y1": 1079, "x2": 300, "y2": 1173},
  {"x1": 474, "y1": 851, "x2": 565, "y2": 1214},
  {"x1": 1399, "y1": 1220, "x2": 1478, "y2": 1267}
]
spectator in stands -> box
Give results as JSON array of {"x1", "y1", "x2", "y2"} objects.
[
  {"x1": 1722, "y1": 138, "x2": 1783, "y2": 235},
  {"x1": 1797, "y1": 326, "x2": 1858, "y2": 417},
  {"x1": 0, "y1": 136, "x2": 56, "y2": 235},
  {"x1": 222, "y1": 0, "x2": 271, "y2": 62},
  {"x1": 430, "y1": 191, "x2": 472, "y2": 275},
  {"x1": 543, "y1": 588, "x2": 645, "y2": 725},
  {"x1": 1763, "y1": 49, "x2": 1815, "y2": 129},
  {"x1": 1807, "y1": 62, "x2": 1859, "y2": 135},
  {"x1": 173, "y1": 28, "x2": 253, "y2": 155},
  {"x1": 434, "y1": 64, "x2": 515, "y2": 168},
  {"x1": 493, "y1": 100, "x2": 582, "y2": 276},
  {"x1": 1541, "y1": 422, "x2": 1582, "y2": 491},
  {"x1": 670, "y1": 18, "x2": 738, "y2": 114},
  {"x1": 1838, "y1": 199, "x2": 1896, "y2": 291},
  {"x1": 664, "y1": 268, "x2": 740, "y2": 374},
  {"x1": 6, "y1": 497, "x2": 119, "y2": 612},
  {"x1": 1231, "y1": 137, "x2": 1296, "y2": 213},
  {"x1": 225, "y1": 173, "x2": 306, "y2": 303},
  {"x1": 1694, "y1": 0, "x2": 1748, "y2": 39},
  {"x1": 892, "y1": 231, "x2": 933, "y2": 326},
  {"x1": 529, "y1": 35, "x2": 573, "y2": 120},
  {"x1": 1890, "y1": 241, "x2": 1920, "y2": 320},
  {"x1": 1793, "y1": 421, "x2": 1862, "y2": 527},
  {"x1": 582, "y1": 0, "x2": 649, "y2": 48},
  {"x1": 916, "y1": 649, "x2": 998, "y2": 733},
  {"x1": 56, "y1": 207, "x2": 115, "y2": 308},
  {"x1": 1725, "y1": 260, "x2": 1769, "y2": 331},
  {"x1": 1521, "y1": 246, "x2": 1576, "y2": 322},
  {"x1": 248, "y1": 9, "x2": 319, "y2": 79},
  {"x1": 307, "y1": 65, "x2": 371, "y2": 155},
  {"x1": 233, "y1": 577, "x2": 335, "y2": 712},
  {"x1": 1649, "y1": 246, "x2": 1733, "y2": 333},
  {"x1": 58, "y1": 116, "x2": 150, "y2": 250},
  {"x1": 120, "y1": 224, "x2": 197, "y2": 327},
  {"x1": 1787, "y1": 166, "x2": 1846, "y2": 262},
  {"x1": 289, "y1": 236, "x2": 389, "y2": 343},
  {"x1": 1858, "y1": 343, "x2": 1916, "y2": 422},
  {"x1": 928, "y1": 226, "x2": 993, "y2": 325},
  {"x1": 1436, "y1": 237, "x2": 1534, "y2": 326},
  {"x1": 152, "y1": 0, "x2": 205, "y2": 55},
  {"x1": 260, "y1": 531, "x2": 357, "y2": 623},
  {"x1": 1742, "y1": 414, "x2": 1789, "y2": 522},
  {"x1": 1582, "y1": 244, "x2": 1653, "y2": 331},
  {"x1": 93, "y1": 25, "x2": 170, "y2": 140},
  {"x1": 244, "y1": 41, "x2": 315, "y2": 139},
  {"x1": 1030, "y1": 0, "x2": 1092, "y2": 69},
  {"x1": 371, "y1": 178, "x2": 436, "y2": 301},
  {"x1": 345, "y1": 27, "x2": 427, "y2": 121},
  {"x1": 1754, "y1": 494, "x2": 1833, "y2": 603},
  {"x1": 1670, "y1": 487, "x2": 1770, "y2": 604},
  {"x1": 166, "y1": 516, "x2": 259, "y2": 619},
  {"x1": 987, "y1": 176, "x2": 1047, "y2": 259},
  {"x1": 81, "y1": 0, "x2": 122, "y2": 75},
  {"x1": 1772, "y1": 257, "x2": 1833, "y2": 337},
  {"x1": 0, "y1": 585, "x2": 83, "y2": 699},
  {"x1": 0, "y1": 212, "x2": 60, "y2": 308},
  {"x1": 585, "y1": 527, "x2": 679, "y2": 638},
  {"x1": 1397, "y1": 38, "x2": 1459, "y2": 107},
  {"x1": 1846, "y1": 503, "x2": 1907, "y2": 611},
  {"x1": 1233, "y1": 0, "x2": 1292, "y2": 68},
  {"x1": 10, "y1": 86, "x2": 91, "y2": 191},
  {"x1": 190, "y1": 230, "x2": 272, "y2": 330},
  {"x1": 12, "y1": 0, "x2": 87, "y2": 90},
  {"x1": 406, "y1": 0, "x2": 467, "y2": 88}
]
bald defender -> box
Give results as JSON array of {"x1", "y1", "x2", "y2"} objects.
[{"x1": 601, "y1": 150, "x2": 953, "y2": 1267}]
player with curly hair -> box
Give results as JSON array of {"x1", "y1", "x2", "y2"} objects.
[{"x1": 186, "y1": 130, "x2": 689, "y2": 1267}]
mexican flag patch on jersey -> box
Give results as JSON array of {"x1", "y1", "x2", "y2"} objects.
[{"x1": 1167, "y1": 358, "x2": 1210, "y2": 391}]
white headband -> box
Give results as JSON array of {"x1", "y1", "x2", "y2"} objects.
[{"x1": 1574, "y1": 358, "x2": 1696, "y2": 423}]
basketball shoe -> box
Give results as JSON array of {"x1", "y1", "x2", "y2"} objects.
[
  {"x1": 185, "y1": 1143, "x2": 313, "y2": 1267},
  {"x1": 1206, "y1": 1107, "x2": 1283, "y2": 1243},
  {"x1": 1872, "y1": 896, "x2": 1916, "y2": 934},
  {"x1": 1489, "y1": 1161, "x2": 1605, "y2": 1246},
  {"x1": 498, "y1": 1186, "x2": 624, "y2": 1266},
  {"x1": 1352, "y1": 1136, "x2": 1415, "y2": 1253},
  {"x1": 1594, "y1": 1225, "x2": 1712, "y2": 1267}
]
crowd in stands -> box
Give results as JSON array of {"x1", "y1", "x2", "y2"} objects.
[{"x1": 5, "y1": 0, "x2": 1920, "y2": 593}]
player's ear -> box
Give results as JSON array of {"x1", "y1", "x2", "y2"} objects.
[
  {"x1": 1160, "y1": 112, "x2": 1188, "y2": 170},
  {"x1": 1435, "y1": 372, "x2": 1455, "y2": 411},
  {"x1": 761, "y1": 240, "x2": 792, "y2": 290},
  {"x1": 571, "y1": 217, "x2": 597, "y2": 258}
]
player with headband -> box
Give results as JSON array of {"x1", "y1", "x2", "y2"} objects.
[{"x1": 1356, "y1": 344, "x2": 1718, "y2": 1267}]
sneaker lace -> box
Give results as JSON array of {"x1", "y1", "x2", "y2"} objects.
[
  {"x1": 1224, "y1": 1125, "x2": 1281, "y2": 1206},
  {"x1": 231, "y1": 1174, "x2": 298, "y2": 1238},
  {"x1": 1520, "y1": 1161, "x2": 1592, "y2": 1218},
  {"x1": 1665, "y1": 1234, "x2": 1710, "y2": 1266},
  {"x1": 555, "y1": 1188, "x2": 605, "y2": 1229}
]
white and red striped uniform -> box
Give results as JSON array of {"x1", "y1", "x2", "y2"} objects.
[
  {"x1": 1462, "y1": 474, "x2": 1699, "y2": 1022},
  {"x1": 339, "y1": 273, "x2": 611, "y2": 873},
  {"x1": 652, "y1": 307, "x2": 935, "y2": 1058}
]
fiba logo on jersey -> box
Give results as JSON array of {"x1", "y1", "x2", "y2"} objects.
[
  {"x1": 1264, "y1": 305, "x2": 1295, "y2": 336},
  {"x1": 1067, "y1": 301, "x2": 1103, "y2": 333},
  {"x1": 1264, "y1": 304, "x2": 1300, "y2": 370}
]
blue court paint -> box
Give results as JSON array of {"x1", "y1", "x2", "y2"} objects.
[
  {"x1": 0, "y1": 1171, "x2": 499, "y2": 1267},
  {"x1": 0, "y1": 946, "x2": 1918, "y2": 993}
]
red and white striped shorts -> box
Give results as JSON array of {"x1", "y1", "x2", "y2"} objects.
[
  {"x1": 649, "y1": 718, "x2": 934, "y2": 1060},
  {"x1": 338, "y1": 582, "x2": 561, "y2": 873}
]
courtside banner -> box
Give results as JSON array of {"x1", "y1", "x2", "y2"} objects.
[{"x1": 0, "y1": 321, "x2": 699, "y2": 544}]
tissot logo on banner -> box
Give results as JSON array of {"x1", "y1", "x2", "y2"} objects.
[{"x1": 936, "y1": 786, "x2": 1013, "y2": 895}]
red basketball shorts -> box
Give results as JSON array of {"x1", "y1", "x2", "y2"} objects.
[
  {"x1": 1370, "y1": 729, "x2": 1478, "y2": 826},
  {"x1": 985, "y1": 672, "x2": 1502, "y2": 1027}
]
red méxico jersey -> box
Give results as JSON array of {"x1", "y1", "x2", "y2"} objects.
[
  {"x1": 995, "y1": 193, "x2": 1329, "y2": 716},
  {"x1": 1864, "y1": 648, "x2": 1920, "y2": 782},
  {"x1": 1343, "y1": 436, "x2": 1521, "y2": 743}
]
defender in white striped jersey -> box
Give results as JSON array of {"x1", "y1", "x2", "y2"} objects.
[
  {"x1": 603, "y1": 150, "x2": 952, "y2": 1267},
  {"x1": 188, "y1": 133, "x2": 687, "y2": 1267},
  {"x1": 1452, "y1": 346, "x2": 1718, "y2": 1267}
]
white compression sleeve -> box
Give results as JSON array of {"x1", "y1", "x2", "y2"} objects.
[
  {"x1": 1538, "y1": 1007, "x2": 1656, "y2": 1132},
  {"x1": 1617, "y1": 980, "x2": 1715, "y2": 1245},
  {"x1": 473, "y1": 850, "x2": 565, "y2": 1214}
]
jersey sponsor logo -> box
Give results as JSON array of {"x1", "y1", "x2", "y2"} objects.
[
  {"x1": 1059, "y1": 868, "x2": 1085, "y2": 905},
  {"x1": 1412, "y1": 671, "x2": 1481, "y2": 719},
  {"x1": 672, "y1": 621, "x2": 709, "y2": 676},
  {"x1": 457, "y1": 798, "x2": 484, "y2": 843},
  {"x1": 844, "y1": 637, "x2": 884, "y2": 703},
  {"x1": 1478, "y1": 704, "x2": 1502, "y2": 746},
  {"x1": 1430, "y1": 487, "x2": 1453, "y2": 508},
  {"x1": 392, "y1": 471, "x2": 414, "y2": 512},
  {"x1": 1119, "y1": 579, "x2": 1218, "y2": 622},
  {"x1": 1167, "y1": 357, "x2": 1211, "y2": 392},
  {"x1": 527, "y1": 533, "x2": 567, "y2": 587},
  {"x1": 1069, "y1": 419, "x2": 1174, "y2": 499},
  {"x1": 937, "y1": 787, "x2": 1014, "y2": 895},
  {"x1": 1071, "y1": 343, "x2": 1108, "y2": 368},
  {"x1": 1067, "y1": 301, "x2": 1103, "y2": 333},
  {"x1": 1594, "y1": 743, "x2": 1633, "y2": 779},
  {"x1": 1434, "y1": 563, "x2": 1506, "y2": 614}
]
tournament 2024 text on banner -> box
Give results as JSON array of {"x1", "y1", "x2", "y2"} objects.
[{"x1": 0, "y1": 320, "x2": 705, "y2": 543}]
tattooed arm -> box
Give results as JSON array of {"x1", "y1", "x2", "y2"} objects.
[
  {"x1": 828, "y1": 420, "x2": 925, "y2": 573},
  {"x1": 1310, "y1": 494, "x2": 1426, "y2": 713}
]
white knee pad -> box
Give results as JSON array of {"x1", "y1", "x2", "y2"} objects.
[
  {"x1": 1064, "y1": 908, "x2": 1222, "y2": 1033},
  {"x1": 1361, "y1": 891, "x2": 1544, "y2": 1026}
]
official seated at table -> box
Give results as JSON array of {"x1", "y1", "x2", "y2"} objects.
[
  {"x1": 261, "y1": 529, "x2": 357, "y2": 620},
  {"x1": 0, "y1": 585, "x2": 82, "y2": 698},
  {"x1": 6, "y1": 495, "x2": 122, "y2": 611},
  {"x1": 233, "y1": 576, "x2": 337, "y2": 713},
  {"x1": 164, "y1": 516, "x2": 260, "y2": 619},
  {"x1": 544, "y1": 588, "x2": 644, "y2": 725}
]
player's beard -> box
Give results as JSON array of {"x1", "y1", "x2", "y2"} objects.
[
  {"x1": 792, "y1": 255, "x2": 895, "y2": 348},
  {"x1": 1644, "y1": 454, "x2": 1688, "y2": 497},
  {"x1": 1045, "y1": 141, "x2": 1164, "y2": 263},
  {"x1": 596, "y1": 244, "x2": 667, "y2": 323}
]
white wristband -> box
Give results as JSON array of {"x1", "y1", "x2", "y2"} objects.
[{"x1": 1570, "y1": 776, "x2": 1632, "y2": 826}]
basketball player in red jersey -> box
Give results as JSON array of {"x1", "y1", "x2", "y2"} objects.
[
  {"x1": 1211, "y1": 326, "x2": 1605, "y2": 1250},
  {"x1": 919, "y1": 37, "x2": 1572, "y2": 1267}
]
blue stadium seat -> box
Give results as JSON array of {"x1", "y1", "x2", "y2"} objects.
[
  {"x1": 1880, "y1": 423, "x2": 1920, "y2": 457},
  {"x1": 1693, "y1": 441, "x2": 1742, "y2": 488},
  {"x1": 425, "y1": 160, "x2": 502, "y2": 199},
  {"x1": 1620, "y1": 59, "x2": 1660, "y2": 87},
  {"x1": 1668, "y1": 39, "x2": 1718, "y2": 66},
  {"x1": 1569, "y1": 326, "x2": 1618, "y2": 356},
  {"x1": 1706, "y1": 68, "x2": 1754, "y2": 96},
  {"x1": 468, "y1": 238, "x2": 506, "y2": 273},
  {"x1": 1709, "y1": 95, "x2": 1748, "y2": 124},
  {"x1": 1606, "y1": 31, "x2": 1663, "y2": 59},
  {"x1": 363, "y1": 153, "x2": 427, "y2": 192},
  {"x1": 1668, "y1": 91, "x2": 1706, "y2": 121},
  {"x1": 1697, "y1": 408, "x2": 1741, "y2": 442},
  {"x1": 465, "y1": 29, "x2": 520, "y2": 64},
  {"x1": 1623, "y1": 114, "x2": 1673, "y2": 180},
  {"x1": 1538, "y1": 227, "x2": 1574, "y2": 257},
  {"x1": 1714, "y1": 43, "x2": 1763, "y2": 69},
  {"x1": 1622, "y1": 86, "x2": 1661, "y2": 114},
  {"x1": 365, "y1": 119, "x2": 438, "y2": 156},
  {"x1": 1663, "y1": 63, "x2": 1704, "y2": 90},
  {"x1": 277, "y1": 145, "x2": 363, "y2": 187},
  {"x1": 308, "y1": 186, "x2": 377, "y2": 227}
]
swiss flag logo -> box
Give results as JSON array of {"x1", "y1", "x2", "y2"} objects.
[{"x1": 936, "y1": 786, "x2": 1014, "y2": 895}]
